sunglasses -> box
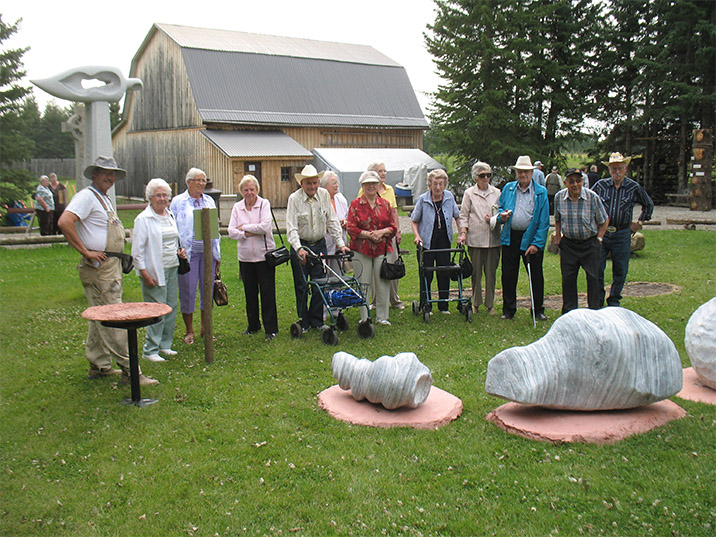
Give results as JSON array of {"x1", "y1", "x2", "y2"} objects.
[{"x1": 477, "y1": 173, "x2": 492, "y2": 179}]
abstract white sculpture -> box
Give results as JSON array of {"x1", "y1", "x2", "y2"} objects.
[
  {"x1": 331, "y1": 352, "x2": 433, "y2": 410},
  {"x1": 685, "y1": 297, "x2": 716, "y2": 390},
  {"x1": 485, "y1": 308, "x2": 683, "y2": 410}
]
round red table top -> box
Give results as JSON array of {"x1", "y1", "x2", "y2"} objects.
[{"x1": 82, "y1": 302, "x2": 172, "y2": 322}]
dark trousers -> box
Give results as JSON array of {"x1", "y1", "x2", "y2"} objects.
[
  {"x1": 560, "y1": 236, "x2": 601, "y2": 314},
  {"x1": 501, "y1": 229, "x2": 544, "y2": 316},
  {"x1": 418, "y1": 237, "x2": 452, "y2": 312},
  {"x1": 52, "y1": 209, "x2": 64, "y2": 235},
  {"x1": 599, "y1": 228, "x2": 631, "y2": 307},
  {"x1": 36, "y1": 210, "x2": 53, "y2": 235},
  {"x1": 239, "y1": 260, "x2": 278, "y2": 334},
  {"x1": 290, "y1": 239, "x2": 327, "y2": 329}
]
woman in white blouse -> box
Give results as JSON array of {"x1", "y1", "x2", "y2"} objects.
[
  {"x1": 132, "y1": 178, "x2": 186, "y2": 361},
  {"x1": 457, "y1": 162, "x2": 502, "y2": 314}
]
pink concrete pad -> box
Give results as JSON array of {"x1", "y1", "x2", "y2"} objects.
[
  {"x1": 82, "y1": 302, "x2": 172, "y2": 322},
  {"x1": 486, "y1": 400, "x2": 686, "y2": 444},
  {"x1": 318, "y1": 385, "x2": 462, "y2": 430},
  {"x1": 676, "y1": 368, "x2": 716, "y2": 405}
]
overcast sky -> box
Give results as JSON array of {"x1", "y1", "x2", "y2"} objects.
[{"x1": 5, "y1": 0, "x2": 442, "y2": 116}]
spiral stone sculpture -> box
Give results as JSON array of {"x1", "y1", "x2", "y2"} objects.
[
  {"x1": 685, "y1": 297, "x2": 716, "y2": 390},
  {"x1": 331, "y1": 352, "x2": 433, "y2": 410},
  {"x1": 485, "y1": 307, "x2": 683, "y2": 410}
]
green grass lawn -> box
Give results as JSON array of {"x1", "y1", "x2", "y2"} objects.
[{"x1": 1, "y1": 230, "x2": 715, "y2": 536}]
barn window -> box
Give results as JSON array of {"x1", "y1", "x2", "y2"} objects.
[{"x1": 281, "y1": 167, "x2": 291, "y2": 182}]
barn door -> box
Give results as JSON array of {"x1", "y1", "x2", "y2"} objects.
[{"x1": 244, "y1": 162, "x2": 262, "y2": 190}]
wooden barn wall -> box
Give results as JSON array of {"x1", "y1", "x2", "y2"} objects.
[
  {"x1": 114, "y1": 128, "x2": 206, "y2": 198},
  {"x1": 228, "y1": 158, "x2": 306, "y2": 207},
  {"x1": 127, "y1": 30, "x2": 201, "y2": 132},
  {"x1": 281, "y1": 127, "x2": 423, "y2": 151}
]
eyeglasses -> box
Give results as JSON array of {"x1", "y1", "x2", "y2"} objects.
[
  {"x1": 566, "y1": 178, "x2": 583, "y2": 184},
  {"x1": 477, "y1": 173, "x2": 492, "y2": 179},
  {"x1": 189, "y1": 179, "x2": 207, "y2": 184}
]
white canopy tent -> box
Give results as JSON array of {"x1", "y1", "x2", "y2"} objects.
[{"x1": 311, "y1": 148, "x2": 444, "y2": 203}]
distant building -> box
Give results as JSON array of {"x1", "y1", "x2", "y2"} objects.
[{"x1": 113, "y1": 23, "x2": 429, "y2": 206}]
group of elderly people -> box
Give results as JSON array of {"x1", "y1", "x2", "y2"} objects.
[{"x1": 82, "y1": 152, "x2": 649, "y2": 380}]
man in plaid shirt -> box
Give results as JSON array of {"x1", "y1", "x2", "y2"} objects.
[{"x1": 554, "y1": 168, "x2": 609, "y2": 314}]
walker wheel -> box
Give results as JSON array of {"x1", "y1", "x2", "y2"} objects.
[
  {"x1": 290, "y1": 322, "x2": 303, "y2": 339},
  {"x1": 412, "y1": 300, "x2": 420, "y2": 316},
  {"x1": 357, "y1": 319, "x2": 375, "y2": 339},
  {"x1": 465, "y1": 308, "x2": 473, "y2": 323},
  {"x1": 337, "y1": 312, "x2": 349, "y2": 331},
  {"x1": 321, "y1": 327, "x2": 339, "y2": 346},
  {"x1": 423, "y1": 311, "x2": 431, "y2": 324}
]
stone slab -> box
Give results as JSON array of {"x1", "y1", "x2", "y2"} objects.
[
  {"x1": 676, "y1": 367, "x2": 716, "y2": 406},
  {"x1": 486, "y1": 400, "x2": 686, "y2": 444},
  {"x1": 318, "y1": 385, "x2": 462, "y2": 430},
  {"x1": 82, "y1": 302, "x2": 172, "y2": 322}
]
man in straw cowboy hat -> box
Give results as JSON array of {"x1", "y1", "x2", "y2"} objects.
[
  {"x1": 59, "y1": 156, "x2": 158, "y2": 386},
  {"x1": 286, "y1": 164, "x2": 349, "y2": 332},
  {"x1": 495, "y1": 156, "x2": 550, "y2": 320},
  {"x1": 592, "y1": 152, "x2": 653, "y2": 308}
]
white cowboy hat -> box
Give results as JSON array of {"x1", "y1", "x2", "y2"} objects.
[
  {"x1": 602, "y1": 152, "x2": 632, "y2": 166},
  {"x1": 294, "y1": 164, "x2": 325, "y2": 184},
  {"x1": 512, "y1": 155, "x2": 536, "y2": 171},
  {"x1": 83, "y1": 156, "x2": 126, "y2": 181}
]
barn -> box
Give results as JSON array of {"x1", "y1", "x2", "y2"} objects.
[{"x1": 112, "y1": 23, "x2": 430, "y2": 206}]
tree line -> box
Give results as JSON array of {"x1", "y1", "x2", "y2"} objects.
[{"x1": 424, "y1": 0, "x2": 715, "y2": 201}]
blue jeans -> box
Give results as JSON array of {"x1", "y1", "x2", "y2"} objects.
[{"x1": 599, "y1": 228, "x2": 631, "y2": 307}]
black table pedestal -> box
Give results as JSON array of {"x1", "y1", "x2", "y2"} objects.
[{"x1": 101, "y1": 317, "x2": 161, "y2": 407}]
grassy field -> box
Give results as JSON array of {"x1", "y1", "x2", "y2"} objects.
[{"x1": 1, "y1": 230, "x2": 715, "y2": 536}]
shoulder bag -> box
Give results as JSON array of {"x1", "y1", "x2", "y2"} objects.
[
  {"x1": 213, "y1": 269, "x2": 229, "y2": 306},
  {"x1": 449, "y1": 245, "x2": 473, "y2": 281},
  {"x1": 379, "y1": 237, "x2": 406, "y2": 280},
  {"x1": 264, "y1": 204, "x2": 290, "y2": 267}
]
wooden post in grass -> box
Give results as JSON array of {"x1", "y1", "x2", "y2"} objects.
[
  {"x1": 691, "y1": 129, "x2": 713, "y2": 212},
  {"x1": 201, "y1": 208, "x2": 214, "y2": 363}
]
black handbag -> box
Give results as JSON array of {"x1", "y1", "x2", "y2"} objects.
[
  {"x1": 379, "y1": 238, "x2": 406, "y2": 280},
  {"x1": 450, "y1": 246, "x2": 473, "y2": 281},
  {"x1": 264, "y1": 204, "x2": 290, "y2": 267},
  {"x1": 177, "y1": 254, "x2": 190, "y2": 274},
  {"x1": 213, "y1": 270, "x2": 229, "y2": 306}
]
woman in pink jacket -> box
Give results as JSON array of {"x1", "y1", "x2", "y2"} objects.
[{"x1": 227, "y1": 175, "x2": 278, "y2": 341}]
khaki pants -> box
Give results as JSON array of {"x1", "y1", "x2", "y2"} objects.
[{"x1": 79, "y1": 258, "x2": 129, "y2": 370}]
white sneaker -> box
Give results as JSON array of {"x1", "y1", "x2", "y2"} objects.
[
  {"x1": 376, "y1": 319, "x2": 391, "y2": 326},
  {"x1": 160, "y1": 349, "x2": 177, "y2": 356},
  {"x1": 143, "y1": 354, "x2": 166, "y2": 362},
  {"x1": 441, "y1": 310, "x2": 451, "y2": 315}
]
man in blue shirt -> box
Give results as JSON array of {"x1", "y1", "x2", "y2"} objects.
[
  {"x1": 496, "y1": 156, "x2": 550, "y2": 320},
  {"x1": 592, "y1": 153, "x2": 654, "y2": 308},
  {"x1": 532, "y1": 161, "x2": 545, "y2": 187}
]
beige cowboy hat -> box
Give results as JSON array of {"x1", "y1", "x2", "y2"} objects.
[
  {"x1": 294, "y1": 164, "x2": 325, "y2": 184},
  {"x1": 511, "y1": 155, "x2": 536, "y2": 171},
  {"x1": 83, "y1": 156, "x2": 126, "y2": 181},
  {"x1": 602, "y1": 152, "x2": 632, "y2": 166}
]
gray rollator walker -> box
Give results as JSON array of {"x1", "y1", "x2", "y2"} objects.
[{"x1": 412, "y1": 242, "x2": 473, "y2": 324}]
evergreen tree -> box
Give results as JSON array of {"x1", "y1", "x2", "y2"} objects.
[
  {"x1": 0, "y1": 14, "x2": 35, "y2": 208},
  {"x1": 426, "y1": 0, "x2": 601, "y2": 171}
]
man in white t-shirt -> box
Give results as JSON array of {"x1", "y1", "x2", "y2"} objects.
[{"x1": 59, "y1": 156, "x2": 158, "y2": 386}]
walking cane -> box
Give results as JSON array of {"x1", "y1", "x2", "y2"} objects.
[{"x1": 525, "y1": 254, "x2": 537, "y2": 329}]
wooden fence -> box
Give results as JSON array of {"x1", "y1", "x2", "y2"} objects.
[{"x1": 19, "y1": 158, "x2": 75, "y2": 178}]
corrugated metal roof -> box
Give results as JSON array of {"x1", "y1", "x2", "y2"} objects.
[
  {"x1": 201, "y1": 130, "x2": 313, "y2": 158},
  {"x1": 182, "y1": 48, "x2": 428, "y2": 128},
  {"x1": 156, "y1": 23, "x2": 401, "y2": 67}
]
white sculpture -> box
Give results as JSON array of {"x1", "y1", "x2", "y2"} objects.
[
  {"x1": 685, "y1": 297, "x2": 716, "y2": 390},
  {"x1": 485, "y1": 308, "x2": 683, "y2": 410},
  {"x1": 331, "y1": 352, "x2": 433, "y2": 410}
]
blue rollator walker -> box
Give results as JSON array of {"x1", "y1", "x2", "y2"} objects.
[
  {"x1": 289, "y1": 249, "x2": 375, "y2": 345},
  {"x1": 412, "y1": 243, "x2": 473, "y2": 324}
]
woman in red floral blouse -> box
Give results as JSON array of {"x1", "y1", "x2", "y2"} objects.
[{"x1": 346, "y1": 171, "x2": 397, "y2": 326}]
